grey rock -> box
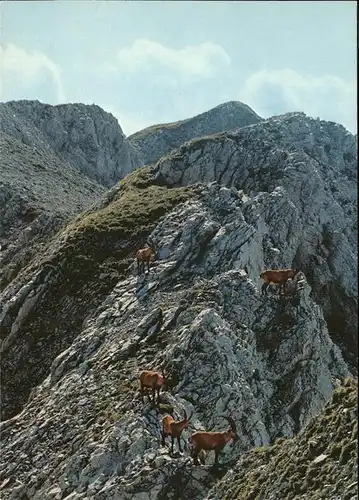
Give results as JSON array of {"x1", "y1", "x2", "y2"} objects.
[
  {"x1": 129, "y1": 101, "x2": 262, "y2": 166},
  {"x1": 0, "y1": 100, "x2": 143, "y2": 187},
  {"x1": 0, "y1": 106, "x2": 357, "y2": 499},
  {"x1": 153, "y1": 112, "x2": 357, "y2": 371},
  {"x1": 0, "y1": 131, "x2": 105, "y2": 292},
  {"x1": 0, "y1": 181, "x2": 352, "y2": 499}
]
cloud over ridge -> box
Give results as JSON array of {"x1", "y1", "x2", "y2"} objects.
[
  {"x1": 0, "y1": 44, "x2": 65, "y2": 103},
  {"x1": 109, "y1": 39, "x2": 231, "y2": 82}
]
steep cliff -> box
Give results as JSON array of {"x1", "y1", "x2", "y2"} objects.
[
  {"x1": 0, "y1": 172, "x2": 352, "y2": 499},
  {"x1": 0, "y1": 100, "x2": 143, "y2": 187},
  {"x1": 154, "y1": 112, "x2": 358, "y2": 372},
  {"x1": 0, "y1": 107, "x2": 357, "y2": 500},
  {"x1": 0, "y1": 131, "x2": 105, "y2": 291},
  {"x1": 129, "y1": 101, "x2": 262, "y2": 166}
]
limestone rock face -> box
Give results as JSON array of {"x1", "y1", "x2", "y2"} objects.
[
  {"x1": 0, "y1": 132, "x2": 105, "y2": 291},
  {"x1": 129, "y1": 101, "x2": 262, "y2": 166},
  {"x1": 0, "y1": 183, "x2": 351, "y2": 500},
  {"x1": 0, "y1": 107, "x2": 357, "y2": 500},
  {"x1": 154, "y1": 112, "x2": 358, "y2": 371},
  {"x1": 0, "y1": 100, "x2": 143, "y2": 187}
]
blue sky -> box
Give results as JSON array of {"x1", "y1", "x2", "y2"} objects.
[{"x1": 0, "y1": 1, "x2": 356, "y2": 135}]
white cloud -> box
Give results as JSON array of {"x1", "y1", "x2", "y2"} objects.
[
  {"x1": 110, "y1": 39, "x2": 231, "y2": 83},
  {"x1": 241, "y1": 69, "x2": 357, "y2": 133},
  {"x1": 0, "y1": 44, "x2": 65, "y2": 102}
]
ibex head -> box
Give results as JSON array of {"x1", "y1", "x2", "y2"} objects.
[
  {"x1": 182, "y1": 409, "x2": 193, "y2": 430},
  {"x1": 146, "y1": 238, "x2": 157, "y2": 258},
  {"x1": 222, "y1": 415, "x2": 238, "y2": 442}
]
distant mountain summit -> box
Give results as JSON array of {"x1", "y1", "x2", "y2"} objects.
[
  {"x1": 0, "y1": 100, "x2": 143, "y2": 187},
  {"x1": 129, "y1": 100, "x2": 262, "y2": 166}
]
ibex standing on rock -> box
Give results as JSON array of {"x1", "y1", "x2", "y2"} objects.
[
  {"x1": 188, "y1": 416, "x2": 238, "y2": 465},
  {"x1": 139, "y1": 369, "x2": 168, "y2": 404},
  {"x1": 260, "y1": 268, "x2": 299, "y2": 295},
  {"x1": 161, "y1": 409, "x2": 193, "y2": 453},
  {"x1": 136, "y1": 239, "x2": 157, "y2": 275}
]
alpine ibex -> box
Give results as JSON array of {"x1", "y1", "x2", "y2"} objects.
[
  {"x1": 139, "y1": 369, "x2": 168, "y2": 404},
  {"x1": 136, "y1": 239, "x2": 157, "y2": 275},
  {"x1": 161, "y1": 409, "x2": 193, "y2": 453},
  {"x1": 188, "y1": 416, "x2": 238, "y2": 465},
  {"x1": 260, "y1": 268, "x2": 299, "y2": 295}
]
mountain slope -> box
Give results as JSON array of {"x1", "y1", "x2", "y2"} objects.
[
  {"x1": 0, "y1": 107, "x2": 357, "y2": 500},
  {"x1": 0, "y1": 167, "x2": 194, "y2": 421},
  {"x1": 206, "y1": 378, "x2": 358, "y2": 500},
  {"x1": 0, "y1": 100, "x2": 143, "y2": 187},
  {"x1": 154, "y1": 112, "x2": 358, "y2": 372},
  {"x1": 0, "y1": 131, "x2": 105, "y2": 290},
  {"x1": 129, "y1": 101, "x2": 262, "y2": 166},
  {"x1": 0, "y1": 170, "x2": 351, "y2": 499}
]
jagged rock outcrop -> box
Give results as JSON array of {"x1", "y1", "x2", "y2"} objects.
[
  {"x1": 0, "y1": 167, "x2": 193, "y2": 421},
  {"x1": 154, "y1": 112, "x2": 358, "y2": 372},
  {"x1": 0, "y1": 100, "x2": 143, "y2": 187},
  {"x1": 0, "y1": 179, "x2": 352, "y2": 499},
  {"x1": 129, "y1": 101, "x2": 262, "y2": 166}
]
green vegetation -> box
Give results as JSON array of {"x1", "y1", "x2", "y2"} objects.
[
  {"x1": 213, "y1": 379, "x2": 358, "y2": 500},
  {"x1": 129, "y1": 118, "x2": 191, "y2": 141},
  {"x1": 59, "y1": 165, "x2": 193, "y2": 276},
  {"x1": 3, "y1": 165, "x2": 197, "y2": 420}
]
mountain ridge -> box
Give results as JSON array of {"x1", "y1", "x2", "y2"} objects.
[
  {"x1": 0, "y1": 99, "x2": 357, "y2": 500},
  {"x1": 0, "y1": 99, "x2": 143, "y2": 187},
  {"x1": 128, "y1": 100, "x2": 263, "y2": 166}
]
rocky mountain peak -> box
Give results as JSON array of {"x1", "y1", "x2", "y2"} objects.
[
  {"x1": 0, "y1": 100, "x2": 143, "y2": 187},
  {"x1": 128, "y1": 100, "x2": 262, "y2": 166}
]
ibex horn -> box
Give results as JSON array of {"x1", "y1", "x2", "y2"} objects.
[{"x1": 222, "y1": 415, "x2": 237, "y2": 433}]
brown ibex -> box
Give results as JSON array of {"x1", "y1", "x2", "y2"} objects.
[
  {"x1": 188, "y1": 416, "x2": 238, "y2": 465},
  {"x1": 139, "y1": 369, "x2": 168, "y2": 404},
  {"x1": 260, "y1": 268, "x2": 299, "y2": 295},
  {"x1": 161, "y1": 409, "x2": 193, "y2": 453},
  {"x1": 136, "y1": 239, "x2": 157, "y2": 275}
]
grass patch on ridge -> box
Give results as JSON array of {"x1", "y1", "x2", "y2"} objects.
[{"x1": 212, "y1": 379, "x2": 358, "y2": 500}]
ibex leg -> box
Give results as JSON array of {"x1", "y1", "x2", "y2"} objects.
[
  {"x1": 177, "y1": 436, "x2": 182, "y2": 452},
  {"x1": 192, "y1": 450, "x2": 200, "y2": 465},
  {"x1": 140, "y1": 384, "x2": 144, "y2": 402}
]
